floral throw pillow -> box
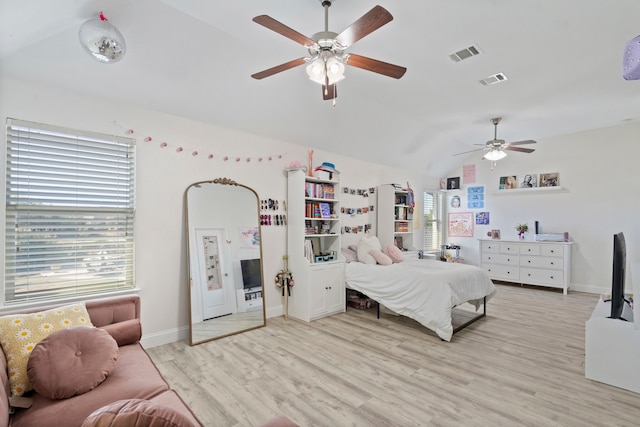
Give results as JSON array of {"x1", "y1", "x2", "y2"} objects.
[{"x1": 0, "y1": 303, "x2": 93, "y2": 398}]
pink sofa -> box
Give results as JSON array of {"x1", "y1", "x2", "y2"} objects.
[{"x1": 0, "y1": 295, "x2": 202, "y2": 427}]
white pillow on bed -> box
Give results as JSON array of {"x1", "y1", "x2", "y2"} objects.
[{"x1": 357, "y1": 236, "x2": 381, "y2": 265}]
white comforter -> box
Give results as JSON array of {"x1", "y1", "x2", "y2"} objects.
[{"x1": 344, "y1": 258, "x2": 496, "y2": 341}]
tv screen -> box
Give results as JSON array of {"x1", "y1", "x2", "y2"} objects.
[
  {"x1": 610, "y1": 232, "x2": 627, "y2": 320},
  {"x1": 240, "y1": 259, "x2": 262, "y2": 289}
]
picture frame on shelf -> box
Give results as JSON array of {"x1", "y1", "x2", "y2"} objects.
[
  {"x1": 446, "y1": 177, "x2": 460, "y2": 190},
  {"x1": 499, "y1": 176, "x2": 517, "y2": 190},
  {"x1": 540, "y1": 172, "x2": 559, "y2": 187},
  {"x1": 520, "y1": 174, "x2": 538, "y2": 188}
]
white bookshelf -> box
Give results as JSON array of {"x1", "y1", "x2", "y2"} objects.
[
  {"x1": 377, "y1": 184, "x2": 416, "y2": 252},
  {"x1": 286, "y1": 169, "x2": 345, "y2": 322}
]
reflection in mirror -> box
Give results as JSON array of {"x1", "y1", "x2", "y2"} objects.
[{"x1": 186, "y1": 178, "x2": 266, "y2": 345}]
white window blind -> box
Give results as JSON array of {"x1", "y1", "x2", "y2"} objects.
[
  {"x1": 4, "y1": 118, "x2": 136, "y2": 304},
  {"x1": 423, "y1": 191, "x2": 443, "y2": 251}
]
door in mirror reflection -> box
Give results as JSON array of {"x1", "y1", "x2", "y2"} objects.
[{"x1": 185, "y1": 178, "x2": 266, "y2": 345}]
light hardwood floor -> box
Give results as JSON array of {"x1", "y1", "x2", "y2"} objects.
[{"x1": 146, "y1": 283, "x2": 640, "y2": 427}]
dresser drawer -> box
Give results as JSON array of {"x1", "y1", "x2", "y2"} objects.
[
  {"x1": 520, "y1": 268, "x2": 564, "y2": 286},
  {"x1": 500, "y1": 243, "x2": 519, "y2": 254},
  {"x1": 481, "y1": 241, "x2": 500, "y2": 253},
  {"x1": 520, "y1": 244, "x2": 541, "y2": 255},
  {"x1": 483, "y1": 263, "x2": 520, "y2": 280},
  {"x1": 482, "y1": 253, "x2": 519, "y2": 266},
  {"x1": 541, "y1": 245, "x2": 564, "y2": 257},
  {"x1": 520, "y1": 255, "x2": 564, "y2": 270}
]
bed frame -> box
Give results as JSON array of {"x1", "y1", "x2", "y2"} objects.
[{"x1": 351, "y1": 290, "x2": 488, "y2": 339}]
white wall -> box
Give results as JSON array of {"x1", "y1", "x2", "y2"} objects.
[
  {"x1": 443, "y1": 121, "x2": 640, "y2": 294},
  {"x1": 0, "y1": 77, "x2": 433, "y2": 346}
]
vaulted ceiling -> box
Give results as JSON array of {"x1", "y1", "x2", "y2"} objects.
[{"x1": 2, "y1": 0, "x2": 639, "y2": 177}]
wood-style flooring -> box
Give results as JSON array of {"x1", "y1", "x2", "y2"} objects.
[{"x1": 146, "y1": 283, "x2": 640, "y2": 427}]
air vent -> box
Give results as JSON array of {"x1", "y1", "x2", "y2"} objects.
[
  {"x1": 449, "y1": 45, "x2": 481, "y2": 62},
  {"x1": 479, "y1": 72, "x2": 508, "y2": 86}
]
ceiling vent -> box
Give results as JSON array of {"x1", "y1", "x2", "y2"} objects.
[
  {"x1": 449, "y1": 45, "x2": 481, "y2": 62},
  {"x1": 479, "y1": 72, "x2": 508, "y2": 86}
]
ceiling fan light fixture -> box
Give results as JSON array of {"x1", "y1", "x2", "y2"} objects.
[
  {"x1": 483, "y1": 149, "x2": 507, "y2": 161},
  {"x1": 79, "y1": 14, "x2": 126, "y2": 63},
  {"x1": 306, "y1": 55, "x2": 345, "y2": 85}
]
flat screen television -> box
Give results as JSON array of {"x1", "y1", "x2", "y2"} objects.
[
  {"x1": 240, "y1": 258, "x2": 262, "y2": 290},
  {"x1": 610, "y1": 232, "x2": 627, "y2": 320}
]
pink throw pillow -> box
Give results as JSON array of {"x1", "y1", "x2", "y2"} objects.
[
  {"x1": 27, "y1": 326, "x2": 118, "y2": 399},
  {"x1": 386, "y1": 244, "x2": 404, "y2": 263},
  {"x1": 370, "y1": 249, "x2": 392, "y2": 265},
  {"x1": 82, "y1": 399, "x2": 194, "y2": 427}
]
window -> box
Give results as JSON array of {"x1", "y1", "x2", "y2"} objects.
[
  {"x1": 423, "y1": 190, "x2": 443, "y2": 252},
  {"x1": 4, "y1": 118, "x2": 135, "y2": 305}
]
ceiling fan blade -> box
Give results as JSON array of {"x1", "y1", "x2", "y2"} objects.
[
  {"x1": 453, "y1": 148, "x2": 485, "y2": 156},
  {"x1": 505, "y1": 146, "x2": 535, "y2": 153},
  {"x1": 253, "y1": 15, "x2": 316, "y2": 47},
  {"x1": 335, "y1": 5, "x2": 393, "y2": 48},
  {"x1": 507, "y1": 139, "x2": 537, "y2": 146},
  {"x1": 322, "y1": 84, "x2": 337, "y2": 101},
  {"x1": 251, "y1": 58, "x2": 307, "y2": 80},
  {"x1": 345, "y1": 54, "x2": 407, "y2": 79}
]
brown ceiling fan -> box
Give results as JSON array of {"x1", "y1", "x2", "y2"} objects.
[
  {"x1": 251, "y1": 0, "x2": 407, "y2": 101},
  {"x1": 454, "y1": 117, "x2": 536, "y2": 161}
]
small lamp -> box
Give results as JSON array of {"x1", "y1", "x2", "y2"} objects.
[{"x1": 79, "y1": 12, "x2": 126, "y2": 64}]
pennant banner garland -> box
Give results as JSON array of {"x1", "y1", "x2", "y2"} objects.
[{"x1": 118, "y1": 124, "x2": 286, "y2": 163}]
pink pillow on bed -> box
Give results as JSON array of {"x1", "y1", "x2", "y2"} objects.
[
  {"x1": 385, "y1": 244, "x2": 404, "y2": 263},
  {"x1": 370, "y1": 249, "x2": 392, "y2": 265}
]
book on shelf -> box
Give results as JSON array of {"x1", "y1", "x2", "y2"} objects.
[
  {"x1": 305, "y1": 182, "x2": 335, "y2": 199},
  {"x1": 320, "y1": 202, "x2": 331, "y2": 218},
  {"x1": 395, "y1": 221, "x2": 409, "y2": 232}
]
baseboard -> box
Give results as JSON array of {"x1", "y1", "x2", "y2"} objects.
[
  {"x1": 570, "y1": 283, "x2": 610, "y2": 295},
  {"x1": 141, "y1": 325, "x2": 189, "y2": 349},
  {"x1": 266, "y1": 304, "x2": 284, "y2": 319},
  {"x1": 141, "y1": 308, "x2": 285, "y2": 348}
]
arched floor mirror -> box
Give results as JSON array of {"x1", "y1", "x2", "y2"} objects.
[{"x1": 185, "y1": 178, "x2": 266, "y2": 345}]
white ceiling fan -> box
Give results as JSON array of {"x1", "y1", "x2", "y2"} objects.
[{"x1": 455, "y1": 117, "x2": 536, "y2": 165}]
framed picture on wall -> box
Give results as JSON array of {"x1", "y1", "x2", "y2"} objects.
[{"x1": 448, "y1": 212, "x2": 474, "y2": 237}]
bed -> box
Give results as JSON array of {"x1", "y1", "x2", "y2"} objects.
[{"x1": 344, "y1": 257, "x2": 496, "y2": 341}]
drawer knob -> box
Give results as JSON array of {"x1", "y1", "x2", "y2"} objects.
[
  {"x1": 528, "y1": 273, "x2": 531, "y2": 277},
  {"x1": 550, "y1": 276, "x2": 554, "y2": 279},
  {"x1": 528, "y1": 249, "x2": 531, "y2": 252},
  {"x1": 550, "y1": 250, "x2": 555, "y2": 253},
  {"x1": 528, "y1": 260, "x2": 531, "y2": 263},
  {"x1": 550, "y1": 262, "x2": 554, "y2": 265}
]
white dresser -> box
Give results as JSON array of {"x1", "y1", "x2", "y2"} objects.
[{"x1": 479, "y1": 239, "x2": 572, "y2": 294}]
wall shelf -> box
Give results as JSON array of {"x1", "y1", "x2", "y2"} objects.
[{"x1": 491, "y1": 186, "x2": 567, "y2": 196}]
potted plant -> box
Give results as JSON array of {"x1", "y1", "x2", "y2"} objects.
[{"x1": 516, "y1": 223, "x2": 529, "y2": 239}]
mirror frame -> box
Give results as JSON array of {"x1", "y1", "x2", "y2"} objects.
[{"x1": 185, "y1": 177, "x2": 266, "y2": 345}]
